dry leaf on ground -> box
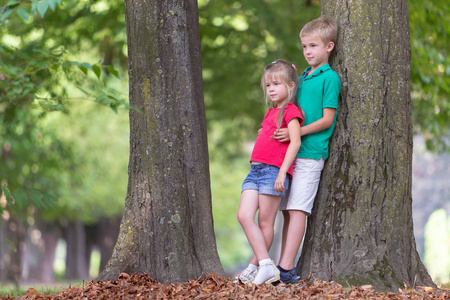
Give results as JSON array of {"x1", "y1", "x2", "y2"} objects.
[{"x1": 1, "y1": 272, "x2": 448, "y2": 299}]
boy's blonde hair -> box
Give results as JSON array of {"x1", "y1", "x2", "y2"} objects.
[{"x1": 300, "y1": 16, "x2": 337, "y2": 44}]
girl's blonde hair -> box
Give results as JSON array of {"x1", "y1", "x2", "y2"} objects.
[{"x1": 261, "y1": 59, "x2": 301, "y2": 131}]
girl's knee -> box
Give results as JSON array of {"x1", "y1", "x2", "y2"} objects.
[
  {"x1": 237, "y1": 211, "x2": 252, "y2": 227},
  {"x1": 258, "y1": 216, "x2": 275, "y2": 230},
  {"x1": 237, "y1": 212, "x2": 244, "y2": 225}
]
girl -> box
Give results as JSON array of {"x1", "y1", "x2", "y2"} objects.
[{"x1": 237, "y1": 60, "x2": 303, "y2": 285}]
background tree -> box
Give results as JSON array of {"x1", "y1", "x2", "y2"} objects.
[
  {"x1": 298, "y1": 0, "x2": 436, "y2": 291},
  {"x1": 98, "y1": 0, "x2": 224, "y2": 283}
]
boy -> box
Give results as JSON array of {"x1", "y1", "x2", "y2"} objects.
[{"x1": 275, "y1": 16, "x2": 341, "y2": 283}]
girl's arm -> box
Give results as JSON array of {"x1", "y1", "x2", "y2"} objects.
[
  {"x1": 273, "y1": 107, "x2": 336, "y2": 142},
  {"x1": 274, "y1": 118, "x2": 301, "y2": 193}
]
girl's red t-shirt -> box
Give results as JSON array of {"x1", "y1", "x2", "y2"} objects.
[{"x1": 250, "y1": 103, "x2": 304, "y2": 176}]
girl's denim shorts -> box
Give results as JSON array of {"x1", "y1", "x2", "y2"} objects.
[{"x1": 241, "y1": 163, "x2": 289, "y2": 197}]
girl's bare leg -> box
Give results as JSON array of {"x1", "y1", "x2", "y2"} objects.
[{"x1": 237, "y1": 190, "x2": 271, "y2": 261}]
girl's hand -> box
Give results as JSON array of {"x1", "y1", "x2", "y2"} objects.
[
  {"x1": 273, "y1": 128, "x2": 290, "y2": 142},
  {"x1": 274, "y1": 172, "x2": 286, "y2": 193}
]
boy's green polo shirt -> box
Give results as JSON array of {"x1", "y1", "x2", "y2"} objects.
[{"x1": 296, "y1": 63, "x2": 341, "y2": 160}]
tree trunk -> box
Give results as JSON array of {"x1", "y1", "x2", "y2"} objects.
[
  {"x1": 85, "y1": 223, "x2": 100, "y2": 276},
  {"x1": 21, "y1": 221, "x2": 59, "y2": 283},
  {"x1": 65, "y1": 221, "x2": 89, "y2": 280},
  {"x1": 0, "y1": 216, "x2": 25, "y2": 285},
  {"x1": 97, "y1": 217, "x2": 121, "y2": 272},
  {"x1": 298, "y1": 0, "x2": 435, "y2": 291},
  {"x1": 99, "y1": 0, "x2": 224, "y2": 283},
  {"x1": 40, "y1": 224, "x2": 59, "y2": 282}
]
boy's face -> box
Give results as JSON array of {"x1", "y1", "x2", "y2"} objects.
[{"x1": 300, "y1": 35, "x2": 334, "y2": 71}]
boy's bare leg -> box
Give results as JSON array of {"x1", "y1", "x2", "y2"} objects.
[
  {"x1": 279, "y1": 210, "x2": 291, "y2": 261},
  {"x1": 278, "y1": 210, "x2": 307, "y2": 270}
]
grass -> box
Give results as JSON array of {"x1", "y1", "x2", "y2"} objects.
[{"x1": 0, "y1": 280, "x2": 85, "y2": 297}]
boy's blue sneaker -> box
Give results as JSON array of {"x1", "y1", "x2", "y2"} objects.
[{"x1": 277, "y1": 266, "x2": 301, "y2": 284}]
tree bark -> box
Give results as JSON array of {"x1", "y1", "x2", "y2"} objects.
[
  {"x1": 298, "y1": 0, "x2": 436, "y2": 291},
  {"x1": 98, "y1": 0, "x2": 224, "y2": 283}
]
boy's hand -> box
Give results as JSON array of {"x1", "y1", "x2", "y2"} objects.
[
  {"x1": 273, "y1": 128, "x2": 290, "y2": 142},
  {"x1": 274, "y1": 172, "x2": 286, "y2": 193}
]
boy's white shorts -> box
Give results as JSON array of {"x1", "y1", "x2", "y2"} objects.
[{"x1": 279, "y1": 158, "x2": 324, "y2": 214}]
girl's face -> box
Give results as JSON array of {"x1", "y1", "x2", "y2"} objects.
[{"x1": 264, "y1": 75, "x2": 294, "y2": 107}]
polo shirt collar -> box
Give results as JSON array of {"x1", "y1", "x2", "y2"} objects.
[{"x1": 303, "y1": 64, "x2": 331, "y2": 78}]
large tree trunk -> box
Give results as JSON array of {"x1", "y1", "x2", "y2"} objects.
[
  {"x1": 298, "y1": 0, "x2": 435, "y2": 291},
  {"x1": 99, "y1": 0, "x2": 224, "y2": 283}
]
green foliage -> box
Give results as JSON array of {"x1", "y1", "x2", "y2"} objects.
[
  {"x1": 0, "y1": 41, "x2": 124, "y2": 111},
  {"x1": 0, "y1": 96, "x2": 128, "y2": 224},
  {"x1": 1, "y1": 0, "x2": 64, "y2": 23},
  {"x1": 0, "y1": 0, "x2": 129, "y2": 225},
  {"x1": 409, "y1": 0, "x2": 450, "y2": 152},
  {"x1": 199, "y1": 0, "x2": 320, "y2": 158},
  {"x1": 0, "y1": 101, "x2": 74, "y2": 218},
  {"x1": 40, "y1": 101, "x2": 129, "y2": 223},
  {"x1": 2, "y1": 186, "x2": 56, "y2": 211},
  {"x1": 0, "y1": 0, "x2": 127, "y2": 111}
]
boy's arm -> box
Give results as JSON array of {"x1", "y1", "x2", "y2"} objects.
[
  {"x1": 274, "y1": 118, "x2": 301, "y2": 192},
  {"x1": 273, "y1": 107, "x2": 336, "y2": 141},
  {"x1": 300, "y1": 107, "x2": 336, "y2": 136}
]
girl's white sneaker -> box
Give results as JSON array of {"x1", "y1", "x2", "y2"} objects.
[
  {"x1": 235, "y1": 266, "x2": 258, "y2": 284},
  {"x1": 252, "y1": 260, "x2": 280, "y2": 285}
]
